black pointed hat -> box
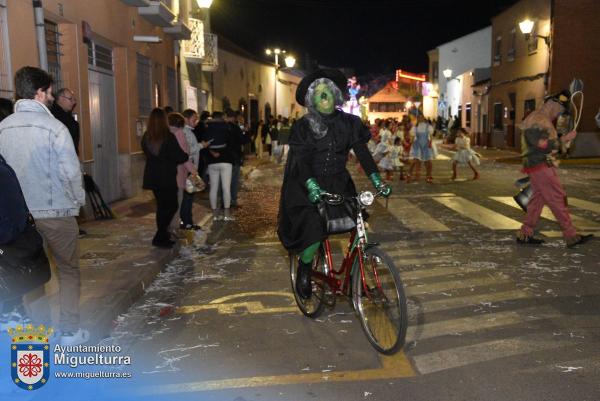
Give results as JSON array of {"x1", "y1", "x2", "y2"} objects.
[{"x1": 295, "y1": 68, "x2": 347, "y2": 107}]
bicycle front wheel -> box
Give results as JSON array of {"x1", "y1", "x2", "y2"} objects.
[
  {"x1": 289, "y1": 249, "x2": 328, "y2": 318},
  {"x1": 353, "y1": 247, "x2": 407, "y2": 354}
]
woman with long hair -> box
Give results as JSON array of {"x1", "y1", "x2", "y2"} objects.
[{"x1": 142, "y1": 108, "x2": 188, "y2": 248}]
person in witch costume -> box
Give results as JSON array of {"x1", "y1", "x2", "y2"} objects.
[{"x1": 277, "y1": 68, "x2": 391, "y2": 299}]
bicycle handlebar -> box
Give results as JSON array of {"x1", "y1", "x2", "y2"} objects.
[{"x1": 320, "y1": 189, "x2": 384, "y2": 206}]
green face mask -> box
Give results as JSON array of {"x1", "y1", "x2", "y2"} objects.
[{"x1": 313, "y1": 83, "x2": 335, "y2": 115}]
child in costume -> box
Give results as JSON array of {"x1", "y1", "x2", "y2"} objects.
[
  {"x1": 377, "y1": 134, "x2": 395, "y2": 181},
  {"x1": 451, "y1": 128, "x2": 480, "y2": 180},
  {"x1": 277, "y1": 68, "x2": 391, "y2": 299},
  {"x1": 407, "y1": 115, "x2": 434, "y2": 183}
]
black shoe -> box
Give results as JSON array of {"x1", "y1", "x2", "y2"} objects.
[
  {"x1": 566, "y1": 234, "x2": 594, "y2": 248},
  {"x1": 152, "y1": 238, "x2": 175, "y2": 248},
  {"x1": 516, "y1": 235, "x2": 545, "y2": 245},
  {"x1": 296, "y1": 259, "x2": 312, "y2": 299},
  {"x1": 78, "y1": 229, "x2": 87, "y2": 238}
]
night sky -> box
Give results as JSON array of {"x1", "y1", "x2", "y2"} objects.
[{"x1": 211, "y1": 0, "x2": 519, "y2": 77}]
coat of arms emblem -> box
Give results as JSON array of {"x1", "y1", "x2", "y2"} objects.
[{"x1": 8, "y1": 324, "x2": 53, "y2": 390}]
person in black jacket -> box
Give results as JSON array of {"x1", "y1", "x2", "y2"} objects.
[
  {"x1": 51, "y1": 88, "x2": 80, "y2": 155},
  {"x1": 205, "y1": 111, "x2": 235, "y2": 221},
  {"x1": 226, "y1": 109, "x2": 250, "y2": 207},
  {"x1": 142, "y1": 108, "x2": 188, "y2": 248},
  {"x1": 194, "y1": 110, "x2": 212, "y2": 187}
]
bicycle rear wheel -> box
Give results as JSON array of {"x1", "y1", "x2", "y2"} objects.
[
  {"x1": 353, "y1": 247, "x2": 407, "y2": 354},
  {"x1": 289, "y1": 248, "x2": 328, "y2": 318}
]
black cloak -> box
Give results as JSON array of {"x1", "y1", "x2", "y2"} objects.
[{"x1": 277, "y1": 110, "x2": 378, "y2": 253}]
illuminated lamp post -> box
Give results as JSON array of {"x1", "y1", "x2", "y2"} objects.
[
  {"x1": 518, "y1": 18, "x2": 550, "y2": 46},
  {"x1": 265, "y1": 48, "x2": 296, "y2": 117},
  {"x1": 519, "y1": 18, "x2": 551, "y2": 91}
]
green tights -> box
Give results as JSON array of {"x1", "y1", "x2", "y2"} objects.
[{"x1": 300, "y1": 242, "x2": 320, "y2": 264}]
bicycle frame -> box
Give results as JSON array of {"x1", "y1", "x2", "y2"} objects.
[{"x1": 311, "y1": 205, "x2": 371, "y2": 297}]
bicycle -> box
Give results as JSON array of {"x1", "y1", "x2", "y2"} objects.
[{"x1": 289, "y1": 189, "x2": 408, "y2": 354}]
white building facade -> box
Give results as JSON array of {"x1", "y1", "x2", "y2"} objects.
[{"x1": 437, "y1": 27, "x2": 492, "y2": 119}]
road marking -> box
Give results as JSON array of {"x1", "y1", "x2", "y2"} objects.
[
  {"x1": 137, "y1": 352, "x2": 415, "y2": 394},
  {"x1": 406, "y1": 274, "x2": 511, "y2": 296},
  {"x1": 255, "y1": 241, "x2": 282, "y2": 246},
  {"x1": 568, "y1": 197, "x2": 600, "y2": 214},
  {"x1": 538, "y1": 230, "x2": 598, "y2": 238},
  {"x1": 412, "y1": 335, "x2": 564, "y2": 375},
  {"x1": 416, "y1": 289, "x2": 532, "y2": 313},
  {"x1": 402, "y1": 264, "x2": 496, "y2": 281},
  {"x1": 490, "y1": 196, "x2": 600, "y2": 230},
  {"x1": 392, "y1": 256, "x2": 453, "y2": 267},
  {"x1": 378, "y1": 198, "x2": 451, "y2": 232},
  {"x1": 177, "y1": 291, "x2": 299, "y2": 316},
  {"x1": 406, "y1": 306, "x2": 560, "y2": 342},
  {"x1": 388, "y1": 193, "x2": 456, "y2": 199},
  {"x1": 198, "y1": 214, "x2": 212, "y2": 227},
  {"x1": 433, "y1": 196, "x2": 522, "y2": 230}
]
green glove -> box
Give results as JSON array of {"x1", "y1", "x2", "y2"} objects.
[
  {"x1": 305, "y1": 178, "x2": 324, "y2": 204},
  {"x1": 369, "y1": 172, "x2": 391, "y2": 198}
]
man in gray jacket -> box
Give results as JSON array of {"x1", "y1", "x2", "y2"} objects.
[{"x1": 0, "y1": 66, "x2": 88, "y2": 346}]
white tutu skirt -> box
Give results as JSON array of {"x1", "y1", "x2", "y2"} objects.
[
  {"x1": 378, "y1": 156, "x2": 395, "y2": 171},
  {"x1": 453, "y1": 149, "x2": 480, "y2": 166}
]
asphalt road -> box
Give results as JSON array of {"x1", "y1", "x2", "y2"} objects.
[{"x1": 106, "y1": 151, "x2": 600, "y2": 401}]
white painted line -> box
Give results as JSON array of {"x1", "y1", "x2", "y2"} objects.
[
  {"x1": 540, "y1": 230, "x2": 598, "y2": 238},
  {"x1": 568, "y1": 197, "x2": 600, "y2": 214},
  {"x1": 417, "y1": 289, "x2": 532, "y2": 314},
  {"x1": 402, "y1": 264, "x2": 495, "y2": 281},
  {"x1": 434, "y1": 196, "x2": 522, "y2": 230},
  {"x1": 406, "y1": 306, "x2": 560, "y2": 342},
  {"x1": 406, "y1": 274, "x2": 511, "y2": 297},
  {"x1": 379, "y1": 198, "x2": 450, "y2": 232},
  {"x1": 389, "y1": 193, "x2": 456, "y2": 199},
  {"x1": 490, "y1": 196, "x2": 600, "y2": 230},
  {"x1": 413, "y1": 335, "x2": 564, "y2": 375}
]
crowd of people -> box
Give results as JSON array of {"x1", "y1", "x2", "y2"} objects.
[
  {"x1": 141, "y1": 106, "x2": 254, "y2": 248},
  {"x1": 0, "y1": 64, "x2": 595, "y2": 349},
  {"x1": 362, "y1": 114, "x2": 480, "y2": 183}
]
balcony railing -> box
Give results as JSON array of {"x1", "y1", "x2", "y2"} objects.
[{"x1": 202, "y1": 33, "x2": 218, "y2": 72}]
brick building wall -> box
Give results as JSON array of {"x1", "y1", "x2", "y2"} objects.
[{"x1": 551, "y1": 0, "x2": 600, "y2": 133}]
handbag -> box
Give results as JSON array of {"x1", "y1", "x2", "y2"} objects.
[
  {"x1": 0, "y1": 218, "x2": 51, "y2": 301},
  {"x1": 317, "y1": 199, "x2": 357, "y2": 235},
  {"x1": 185, "y1": 175, "x2": 205, "y2": 194}
]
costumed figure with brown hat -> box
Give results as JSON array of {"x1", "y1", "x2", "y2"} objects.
[
  {"x1": 515, "y1": 90, "x2": 593, "y2": 248},
  {"x1": 277, "y1": 69, "x2": 391, "y2": 299}
]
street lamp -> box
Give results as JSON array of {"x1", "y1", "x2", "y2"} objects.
[
  {"x1": 519, "y1": 18, "x2": 550, "y2": 46},
  {"x1": 442, "y1": 68, "x2": 452, "y2": 79},
  {"x1": 284, "y1": 55, "x2": 296, "y2": 68},
  {"x1": 196, "y1": 0, "x2": 213, "y2": 8},
  {"x1": 265, "y1": 47, "x2": 295, "y2": 116}
]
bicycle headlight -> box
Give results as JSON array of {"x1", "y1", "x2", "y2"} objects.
[{"x1": 359, "y1": 191, "x2": 375, "y2": 206}]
